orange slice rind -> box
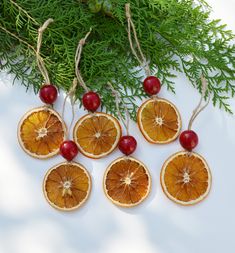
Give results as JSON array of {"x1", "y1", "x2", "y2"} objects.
[
  {"x1": 43, "y1": 162, "x2": 91, "y2": 211},
  {"x1": 18, "y1": 107, "x2": 66, "y2": 159},
  {"x1": 137, "y1": 98, "x2": 181, "y2": 144},
  {"x1": 103, "y1": 156, "x2": 151, "y2": 207},
  {"x1": 160, "y1": 151, "x2": 212, "y2": 206},
  {"x1": 73, "y1": 112, "x2": 121, "y2": 159}
]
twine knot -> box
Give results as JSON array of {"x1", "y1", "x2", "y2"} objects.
[
  {"x1": 38, "y1": 18, "x2": 54, "y2": 34},
  {"x1": 79, "y1": 38, "x2": 86, "y2": 46}
]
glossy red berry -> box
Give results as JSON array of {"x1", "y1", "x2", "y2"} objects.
[
  {"x1": 82, "y1": 91, "x2": 101, "y2": 112},
  {"x1": 39, "y1": 84, "x2": 58, "y2": 104},
  {"x1": 60, "y1": 140, "x2": 78, "y2": 161},
  {"x1": 179, "y1": 130, "x2": 199, "y2": 151},
  {"x1": 143, "y1": 76, "x2": 161, "y2": 96},
  {"x1": 118, "y1": 135, "x2": 137, "y2": 155}
]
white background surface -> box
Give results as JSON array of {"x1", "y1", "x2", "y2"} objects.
[{"x1": 1, "y1": 1, "x2": 235, "y2": 253}]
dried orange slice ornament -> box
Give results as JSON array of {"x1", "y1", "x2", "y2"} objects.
[
  {"x1": 103, "y1": 82, "x2": 152, "y2": 207},
  {"x1": 43, "y1": 31, "x2": 94, "y2": 211},
  {"x1": 73, "y1": 112, "x2": 121, "y2": 159},
  {"x1": 161, "y1": 151, "x2": 211, "y2": 205},
  {"x1": 43, "y1": 162, "x2": 91, "y2": 211},
  {"x1": 17, "y1": 19, "x2": 66, "y2": 159},
  {"x1": 161, "y1": 76, "x2": 212, "y2": 206},
  {"x1": 104, "y1": 157, "x2": 151, "y2": 207},
  {"x1": 137, "y1": 98, "x2": 181, "y2": 144},
  {"x1": 124, "y1": 4, "x2": 181, "y2": 144},
  {"x1": 72, "y1": 27, "x2": 121, "y2": 159},
  {"x1": 18, "y1": 106, "x2": 66, "y2": 159}
]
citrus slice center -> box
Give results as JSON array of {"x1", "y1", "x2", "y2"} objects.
[
  {"x1": 36, "y1": 127, "x2": 48, "y2": 139},
  {"x1": 155, "y1": 117, "x2": 163, "y2": 126},
  {"x1": 63, "y1": 180, "x2": 72, "y2": 189},
  {"x1": 183, "y1": 170, "x2": 190, "y2": 183},
  {"x1": 94, "y1": 132, "x2": 101, "y2": 138},
  {"x1": 124, "y1": 176, "x2": 132, "y2": 185},
  {"x1": 61, "y1": 180, "x2": 72, "y2": 197}
]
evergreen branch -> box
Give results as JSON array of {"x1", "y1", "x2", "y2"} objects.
[{"x1": 0, "y1": 0, "x2": 235, "y2": 119}]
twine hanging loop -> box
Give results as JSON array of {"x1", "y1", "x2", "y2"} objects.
[
  {"x1": 188, "y1": 76, "x2": 210, "y2": 130},
  {"x1": 75, "y1": 28, "x2": 92, "y2": 92},
  {"x1": 36, "y1": 18, "x2": 54, "y2": 84},
  {"x1": 108, "y1": 82, "x2": 130, "y2": 135},
  {"x1": 62, "y1": 78, "x2": 78, "y2": 139},
  {"x1": 125, "y1": 3, "x2": 151, "y2": 77}
]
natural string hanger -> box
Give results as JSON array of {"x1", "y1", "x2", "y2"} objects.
[
  {"x1": 75, "y1": 28, "x2": 92, "y2": 93},
  {"x1": 108, "y1": 82, "x2": 130, "y2": 136},
  {"x1": 61, "y1": 28, "x2": 92, "y2": 138},
  {"x1": 188, "y1": 75, "x2": 210, "y2": 130},
  {"x1": 0, "y1": 26, "x2": 36, "y2": 53},
  {"x1": 62, "y1": 78, "x2": 78, "y2": 139},
  {"x1": 125, "y1": 3, "x2": 151, "y2": 77},
  {"x1": 0, "y1": 18, "x2": 53, "y2": 84},
  {"x1": 0, "y1": 0, "x2": 38, "y2": 42},
  {"x1": 36, "y1": 18, "x2": 54, "y2": 85}
]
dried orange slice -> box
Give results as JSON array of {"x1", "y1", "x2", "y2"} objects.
[
  {"x1": 137, "y1": 98, "x2": 181, "y2": 144},
  {"x1": 73, "y1": 112, "x2": 121, "y2": 159},
  {"x1": 18, "y1": 107, "x2": 66, "y2": 159},
  {"x1": 103, "y1": 157, "x2": 151, "y2": 207},
  {"x1": 43, "y1": 162, "x2": 91, "y2": 211},
  {"x1": 161, "y1": 151, "x2": 212, "y2": 206}
]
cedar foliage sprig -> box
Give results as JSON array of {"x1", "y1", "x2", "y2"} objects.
[{"x1": 0, "y1": 0, "x2": 235, "y2": 118}]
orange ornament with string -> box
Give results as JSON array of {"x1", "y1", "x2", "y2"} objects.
[
  {"x1": 103, "y1": 82, "x2": 151, "y2": 208},
  {"x1": 72, "y1": 30, "x2": 121, "y2": 159},
  {"x1": 160, "y1": 76, "x2": 212, "y2": 206},
  {"x1": 43, "y1": 76, "x2": 91, "y2": 211},
  {"x1": 125, "y1": 3, "x2": 181, "y2": 144},
  {"x1": 17, "y1": 19, "x2": 66, "y2": 159}
]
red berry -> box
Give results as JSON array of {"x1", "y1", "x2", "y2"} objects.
[
  {"x1": 60, "y1": 140, "x2": 78, "y2": 161},
  {"x1": 39, "y1": 84, "x2": 58, "y2": 104},
  {"x1": 118, "y1": 135, "x2": 137, "y2": 155},
  {"x1": 179, "y1": 130, "x2": 199, "y2": 151},
  {"x1": 143, "y1": 76, "x2": 161, "y2": 96},
  {"x1": 82, "y1": 91, "x2": 101, "y2": 112}
]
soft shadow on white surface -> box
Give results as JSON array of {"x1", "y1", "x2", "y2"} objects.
[
  {"x1": 1, "y1": 65, "x2": 235, "y2": 253},
  {"x1": 1, "y1": 0, "x2": 235, "y2": 252}
]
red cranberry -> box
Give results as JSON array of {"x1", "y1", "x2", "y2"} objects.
[
  {"x1": 118, "y1": 135, "x2": 137, "y2": 155},
  {"x1": 82, "y1": 91, "x2": 101, "y2": 112},
  {"x1": 39, "y1": 84, "x2": 58, "y2": 104},
  {"x1": 179, "y1": 130, "x2": 199, "y2": 151},
  {"x1": 143, "y1": 76, "x2": 161, "y2": 96},
  {"x1": 60, "y1": 140, "x2": 78, "y2": 161}
]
